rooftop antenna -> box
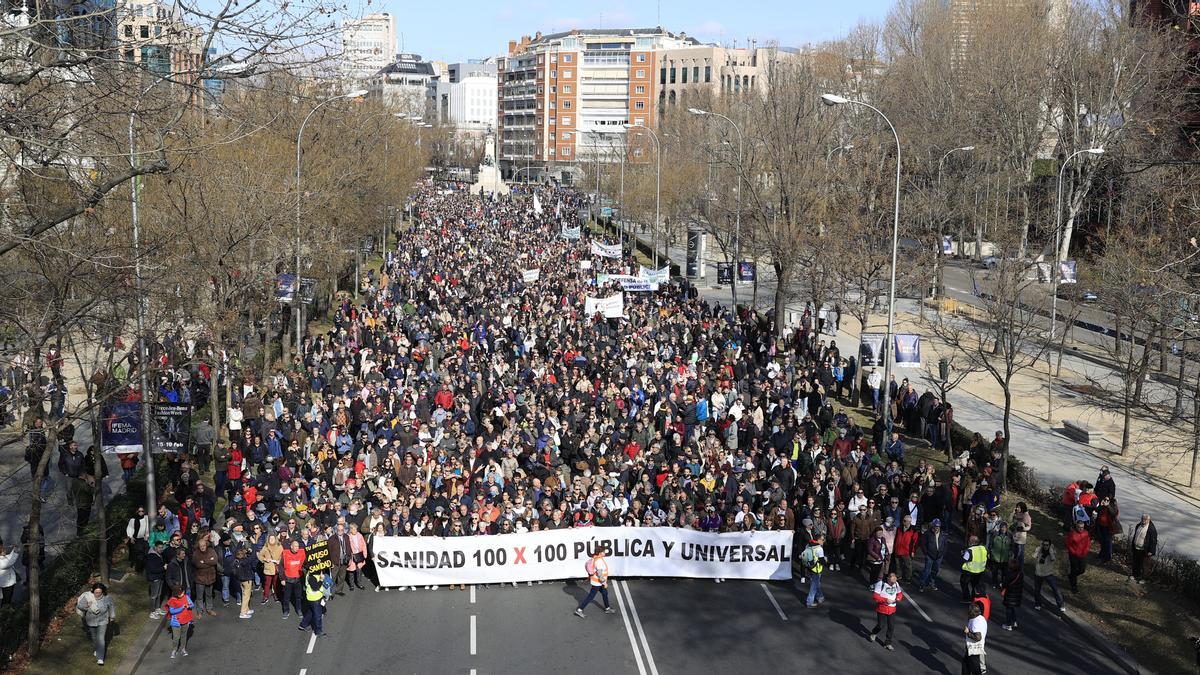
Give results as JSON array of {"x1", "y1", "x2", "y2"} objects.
[{"x1": 657, "y1": 0, "x2": 661, "y2": 27}]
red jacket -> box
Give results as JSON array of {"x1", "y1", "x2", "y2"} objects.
[
  {"x1": 872, "y1": 582, "x2": 903, "y2": 616},
  {"x1": 1065, "y1": 529, "x2": 1091, "y2": 558},
  {"x1": 281, "y1": 549, "x2": 306, "y2": 581},
  {"x1": 894, "y1": 527, "x2": 919, "y2": 557}
]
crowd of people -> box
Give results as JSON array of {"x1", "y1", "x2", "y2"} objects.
[{"x1": 10, "y1": 179, "x2": 1161, "y2": 670}]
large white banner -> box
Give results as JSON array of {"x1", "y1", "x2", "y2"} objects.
[
  {"x1": 561, "y1": 225, "x2": 581, "y2": 240},
  {"x1": 373, "y1": 527, "x2": 791, "y2": 586},
  {"x1": 639, "y1": 265, "x2": 670, "y2": 283},
  {"x1": 522, "y1": 268, "x2": 540, "y2": 283},
  {"x1": 585, "y1": 293, "x2": 624, "y2": 318},
  {"x1": 602, "y1": 274, "x2": 658, "y2": 292},
  {"x1": 590, "y1": 241, "x2": 622, "y2": 258}
]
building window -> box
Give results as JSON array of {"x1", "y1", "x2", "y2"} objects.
[
  {"x1": 635, "y1": 101, "x2": 645, "y2": 110},
  {"x1": 562, "y1": 147, "x2": 571, "y2": 156},
  {"x1": 550, "y1": 117, "x2": 556, "y2": 125},
  {"x1": 635, "y1": 69, "x2": 645, "y2": 78},
  {"x1": 124, "y1": 24, "x2": 132, "y2": 37},
  {"x1": 693, "y1": 66, "x2": 699, "y2": 82},
  {"x1": 705, "y1": 66, "x2": 712, "y2": 83},
  {"x1": 634, "y1": 117, "x2": 645, "y2": 126},
  {"x1": 549, "y1": 132, "x2": 556, "y2": 140},
  {"x1": 548, "y1": 101, "x2": 554, "y2": 109},
  {"x1": 563, "y1": 131, "x2": 572, "y2": 139},
  {"x1": 633, "y1": 148, "x2": 643, "y2": 158},
  {"x1": 550, "y1": 54, "x2": 557, "y2": 63},
  {"x1": 681, "y1": 68, "x2": 688, "y2": 84},
  {"x1": 563, "y1": 69, "x2": 572, "y2": 78},
  {"x1": 669, "y1": 67, "x2": 676, "y2": 84},
  {"x1": 562, "y1": 100, "x2": 571, "y2": 109},
  {"x1": 139, "y1": 25, "x2": 149, "y2": 38},
  {"x1": 549, "y1": 148, "x2": 555, "y2": 156},
  {"x1": 563, "y1": 85, "x2": 572, "y2": 93},
  {"x1": 551, "y1": 70, "x2": 556, "y2": 79},
  {"x1": 562, "y1": 115, "x2": 571, "y2": 125},
  {"x1": 634, "y1": 85, "x2": 645, "y2": 94},
  {"x1": 637, "y1": 53, "x2": 646, "y2": 62},
  {"x1": 660, "y1": 67, "x2": 666, "y2": 85},
  {"x1": 563, "y1": 53, "x2": 573, "y2": 62}
]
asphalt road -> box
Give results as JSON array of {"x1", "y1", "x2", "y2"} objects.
[{"x1": 133, "y1": 559, "x2": 1121, "y2": 675}]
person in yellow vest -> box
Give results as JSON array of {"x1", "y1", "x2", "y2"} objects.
[
  {"x1": 960, "y1": 535, "x2": 988, "y2": 601},
  {"x1": 574, "y1": 546, "x2": 617, "y2": 619},
  {"x1": 298, "y1": 571, "x2": 326, "y2": 636}
]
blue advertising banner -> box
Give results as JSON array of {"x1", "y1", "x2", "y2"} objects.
[
  {"x1": 894, "y1": 334, "x2": 921, "y2": 368},
  {"x1": 101, "y1": 401, "x2": 142, "y2": 454},
  {"x1": 738, "y1": 261, "x2": 756, "y2": 282},
  {"x1": 275, "y1": 274, "x2": 297, "y2": 303}
]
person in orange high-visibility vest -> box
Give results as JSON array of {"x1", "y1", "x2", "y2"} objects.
[{"x1": 574, "y1": 546, "x2": 617, "y2": 619}]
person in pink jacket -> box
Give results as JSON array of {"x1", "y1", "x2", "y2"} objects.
[{"x1": 346, "y1": 523, "x2": 368, "y2": 591}]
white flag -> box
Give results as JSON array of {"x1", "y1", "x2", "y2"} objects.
[{"x1": 533, "y1": 193, "x2": 543, "y2": 216}]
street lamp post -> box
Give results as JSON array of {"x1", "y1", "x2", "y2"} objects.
[
  {"x1": 826, "y1": 143, "x2": 855, "y2": 163},
  {"x1": 689, "y1": 108, "x2": 743, "y2": 309},
  {"x1": 1047, "y1": 147, "x2": 1104, "y2": 421},
  {"x1": 821, "y1": 93, "x2": 903, "y2": 433},
  {"x1": 294, "y1": 89, "x2": 367, "y2": 358},
  {"x1": 623, "y1": 122, "x2": 661, "y2": 268}
]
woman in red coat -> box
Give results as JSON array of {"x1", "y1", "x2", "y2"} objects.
[
  {"x1": 869, "y1": 571, "x2": 903, "y2": 650},
  {"x1": 1064, "y1": 521, "x2": 1091, "y2": 593}
]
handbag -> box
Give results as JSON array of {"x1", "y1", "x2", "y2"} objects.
[
  {"x1": 966, "y1": 640, "x2": 985, "y2": 656},
  {"x1": 351, "y1": 551, "x2": 366, "y2": 565}
]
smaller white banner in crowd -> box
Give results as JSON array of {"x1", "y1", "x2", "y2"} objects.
[
  {"x1": 580, "y1": 260, "x2": 592, "y2": 270},
  {"x1": 532, "y1": 193, "x2": 543, "y2": 216},
  {"x1": 590, "y1": 241, "x2": 622, "y2": 258},
  {"x1": 522, "y1": 268, "x2": 540, "y2": 283},
  {"x1": 639, "y1": 265, "x2": 670, "y2": 283},
  {"x1": 561, "y1": 225, "x2": 581, "y2": 240},
  {"x1": 373, "y1": 527, "x2": 791, "y2": 586},
  {"x1": 584, "y1": 293, "x2": 625, "y2": 318}
]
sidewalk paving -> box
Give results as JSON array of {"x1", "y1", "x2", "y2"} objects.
[{"x1": 615, "y1": 224, "x2": 1200, "y2": 560}]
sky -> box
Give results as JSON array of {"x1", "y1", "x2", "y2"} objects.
[{"x1": 365, "y1": 0, "x2": 896, "y2": 63}]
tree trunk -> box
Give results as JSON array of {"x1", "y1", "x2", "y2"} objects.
[
  {"x1": 772, "y1": 261, "x2": 789, "y2": 338},
  {"x1": 1175, "y1": 337, "x2": 1187, "y2": 421},
  {"x1": 27, "y1": 424, "x2": 58, "y2": 657},
  {"x1": 90, "y1": 403, "x2": 108, "y2": 585},
  {"x1": 1191, "y1": 363, "x2": 1199, "y2": 487},
  {"x1": 1121, "y1": 375, "x2": 1132, "y2": 456},
  {"x1": 1001, "y1": 387, "x2": 1012, "y2": 493}
]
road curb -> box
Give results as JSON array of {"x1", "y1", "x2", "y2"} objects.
[
  {"x1": 1057, "y1": 604, "x2": 1141, "y2": 674},
  {"x1": 114, "y1": 613, "x2": 165, "y2": 675}
]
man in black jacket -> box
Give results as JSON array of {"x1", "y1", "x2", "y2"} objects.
[
  {"x1": 165, "y1": 546, "x2": 192, "y2": 597},
  {"x1": 145, "y1": 541, "x2": 167, "y2": 617},
  {"x1": 917, "y1": 519, "x2": 947, "y2": 591}
]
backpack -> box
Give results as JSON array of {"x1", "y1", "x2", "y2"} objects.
[
  {"x1": 802, "y1": 546, "x2": 817, "y2": 569},
  {"x1": 584, "y1": 558, "x2": 596, "y2": 577}
]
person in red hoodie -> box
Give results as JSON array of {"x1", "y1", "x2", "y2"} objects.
[
  {"x1": 892, "y1": 516, "x2": 919, "y2": 583},
  {"x1": 1064, "y1": 520, "x2": 1091, "y2": 593},
  {"x1": 869, "y1": 571, "x2": 903, "y2": 650}
]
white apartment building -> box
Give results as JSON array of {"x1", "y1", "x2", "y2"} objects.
[
  {"x1": 429, "y1": 60, "x2": 498, "y2": 131},
  {"x1": 364, "y1": 53, "x2": 437, "y2": 117},
  {"x1": 341, "y1": 12, "x2": 396, "y2": 82}
]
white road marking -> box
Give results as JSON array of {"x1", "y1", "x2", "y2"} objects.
[
  {"x1": 306, "y1": 632, "x2": 317, "y2": 654},
  {"x1": 612, "y1": 580, "x2": 647, "y2": 675},
  {"x1": 905, "y1": 593, "x2": 932, "y2": 622},
  {"x1": 470, "y1": 584, "x2": 476, "y2": 604},
  {"x1": 470, "y1": 671, "x2": 477, "y2": 675},
  {"x1": 300, "y1": 670, "x2": 307, "y2": 675},
  {"x1": 615, "y1": 580, "x2": 659, "y2": 675},
  {"x1": 760, "y1": 583, "x2": 789, "y2": 621},
  {"x1": 470, "y1": 614, "x2": 477, "y2": 655}
]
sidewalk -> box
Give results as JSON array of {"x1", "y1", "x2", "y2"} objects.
[
  {"x1": 0, "y1": 420, "x2": 127, "y2": 603},
  {"x1": 617, "y1": 224, "x2": 1200, "y2": 560}
]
